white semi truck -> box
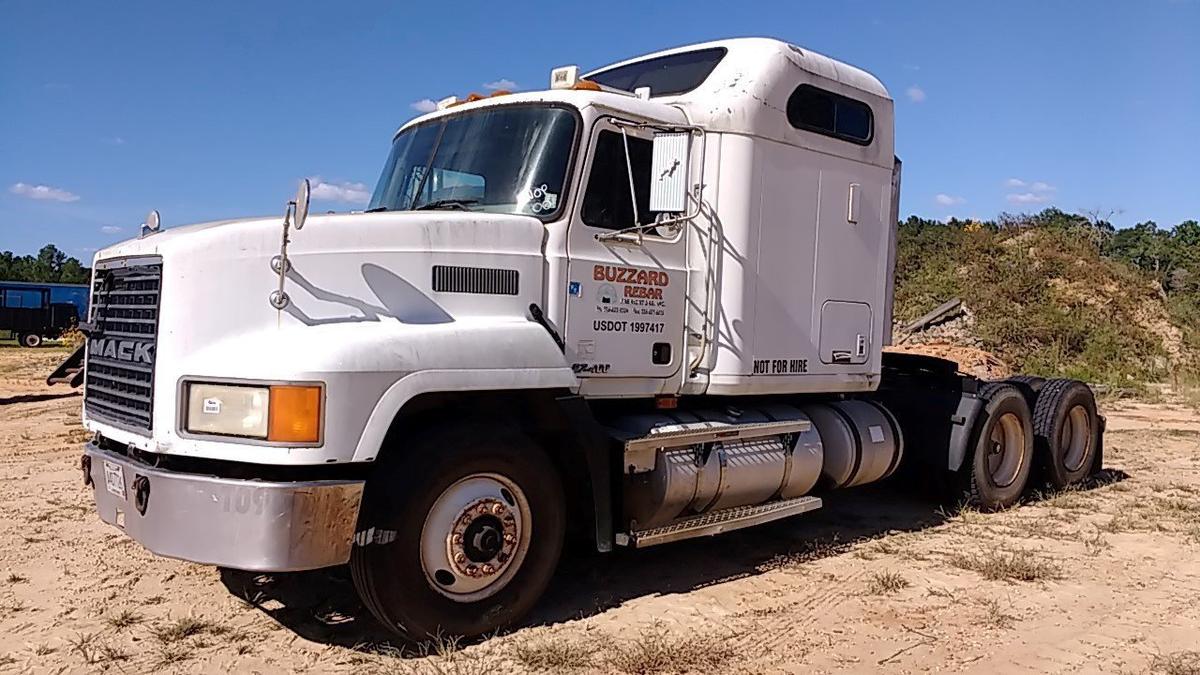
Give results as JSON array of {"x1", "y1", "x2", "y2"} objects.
[{"x1": 78, "y1": 38, "x2": 1103, "y2": 640}]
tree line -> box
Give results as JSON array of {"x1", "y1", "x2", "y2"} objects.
[{"x1": 0, "y1": 244, "x2": 91, "y2": 285}]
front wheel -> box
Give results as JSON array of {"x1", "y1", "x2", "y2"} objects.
[
  {"x1": 18, "y1": 333, "x2": 42, "y2": 348},
  {"x1": 350, "y1": 425, "x2": 565, "y2": 641}
]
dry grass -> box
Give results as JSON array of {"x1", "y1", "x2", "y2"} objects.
[
  {"x1": 1082, "y1": 530, "x2": 1111, "y2": 556},
  {"x1": 153, "y1": 643, "x2": 194, "y2": 668},
  {"x1": 1152, "y1": 651, "x2": 1200, "y2": 675},
  {"x1": 1041, "y1": 487, "x2": 1095, "y2": 511},
  {"x1": 6, "y1": 573, "x2": 28, "y2": 584},
  {"x1": 65, "y1": 632, "x2": 126, "y2": 666},
  {"x1": 948, "y1": 548, "x2": 1062, "y2": 582},
  {"x1": 105, "y1": 608, "x2": 143, "y2": 629},
  {"x1": 151, "y1": 615, "x2": 221, "y2": 643},
  {"x1": 977, "y1": 598, "x2": 1017, "y2": 629},
  {"x1": 865, "y1": 570, "x2": 910, "y2": 595},
  {"x1": 602, "y1": 627, "x2": 737, "y2": 675},
  {"x1": 511, "y1": 636, "x2": 597, "y2": 671}
]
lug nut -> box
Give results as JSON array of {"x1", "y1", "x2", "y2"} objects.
[
  {"x1": 454, "y1": 552, "x2": 466, "y2": 564},
  {"x1": 503, "y1": 533, "x2": 515, "y2": 544},
  {"x1": 451, "y1": 533, "x2": 462, "y2": 545},
  {"x1": 481, "y1": 564, "x2": 495, "y2": 575},
  {"x1": 491, "y1": 503, "x2": 506, "y2": 515}
]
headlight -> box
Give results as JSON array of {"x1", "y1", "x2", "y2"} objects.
[{"x1": 184, "y1": 382, "x2": 322, "y2": 444}]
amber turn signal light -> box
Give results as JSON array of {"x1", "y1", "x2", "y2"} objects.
[{"x1": 268, "y1": 385, "x2": 322, "y2": 443}]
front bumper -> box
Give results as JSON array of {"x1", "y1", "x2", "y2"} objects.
[{"x1": 82, "y1": 442, "x2": 364, "y2": 572}]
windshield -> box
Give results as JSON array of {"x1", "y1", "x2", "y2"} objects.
[{"x1": 368, "y1": 105, "x2": 577, "y2": 218}]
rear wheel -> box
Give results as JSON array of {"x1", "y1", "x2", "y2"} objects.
[
  {"x1": 961, "y1": 383, "x2": 1034, "y2": 510},
  {"x1": 350, "y1": 424, "x2": 565, "y2": 641},
  {"x1": 18, "y1": 333, "x2": 42, "y2": 348},
  {"x1": 1032, "y1": 379, "x2": 1098, "y2": 488}
]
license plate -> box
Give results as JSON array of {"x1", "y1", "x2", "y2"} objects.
[{"x1": 103, "y1": 461, "x2": 126, "y2": 500}]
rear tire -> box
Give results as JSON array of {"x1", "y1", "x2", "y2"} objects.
[
  {"x1": 960, "y1": 383, "x2": 1034, "y2": 511},
  {"x1": 1032, "y1": 379, "x2": 1098, "y2": 489},
  {"x1": 1003, "y1": 374, "x2": 1046, "y2": 406},
  {"x1": 350, "y1": 424, "x2": 565, "y2": 642},
  {"x1": 18, "y1": 333, "x2": 42, "y2": 348}
]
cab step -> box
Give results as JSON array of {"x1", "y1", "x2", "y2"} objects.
[{"x1": 616, "y1": 495, "x2": 823, "y2": 548}]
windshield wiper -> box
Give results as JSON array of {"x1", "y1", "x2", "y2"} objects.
[
  {"x1": 414, "y1": 198, "x2": 480, "y2": 211},
  {"x1": 364, "y1": 206, "x2": 390, "y2": 213}
]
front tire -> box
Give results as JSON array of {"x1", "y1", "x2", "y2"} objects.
[
  {"x1": 351, "y1": 425, "x2": 565, "y2": 641},
  {"x1": 18, "y1": 333, "x2": 42, "y2": 348},
  {"x1": 960, "y1": 383, "x2": 1034, "y2": 511}
]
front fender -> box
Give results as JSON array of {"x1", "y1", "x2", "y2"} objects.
[
  {"x1": 350, "y1": 365, "x2": 577, "y2": 462},
  {"x1": 130, "y1": 318, "x2": 575, "y2": 466}
]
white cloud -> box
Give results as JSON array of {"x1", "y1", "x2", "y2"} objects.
[
  {"x1": 934, "y1": 193, "x2": 965, "y2": 206},
  {"x1": 905, "y1": 85, "x2": 926, "y2": 103},
  {"x1": 100, "y1": 225, "x2": 121, "y2": 234},
  {"x1": 410, "y1": 98, "x2": 438, "y2": 113},
  {"x1": 102, "y1": 136, "x2": 125, "y2": 145},
  {"x1": 1006, "y1": 192, "x2": 1050, "y2": 205},
  {"x1": 9, "y1": 182, "x2": 80, "y2": 202},
  {"x1": 483, "y1": 78, "x2": 517, "y2": 91},
  {"x1": 1005, "y1": 178, "x2": 1055, "y2": 192},
  {"x1": 308, "y1": 176, "x2": 371, "y2": 204}
]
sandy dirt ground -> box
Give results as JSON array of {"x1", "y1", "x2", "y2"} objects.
[{"x1": 1, "y1": 345, "x2": 1199, "y2": 674}]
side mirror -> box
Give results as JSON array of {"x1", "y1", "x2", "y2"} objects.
[
  {"x1": 293, "y1": 179, "x2": 311, "y2": 230},
  {"x1": 648, "y1": 132, "x2": 690, "y2": 214},
  {"x1": 140, "y1": 210, "x2": 161, "y2": 238}
]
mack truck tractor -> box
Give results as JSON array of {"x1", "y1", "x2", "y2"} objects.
[{"x1": 78, "y1": 37, "x2": 1103, "y2": 641}]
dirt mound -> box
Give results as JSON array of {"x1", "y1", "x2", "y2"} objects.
[{"x1": 894, "y1": 222, "x2": 1196, "y2": 384}]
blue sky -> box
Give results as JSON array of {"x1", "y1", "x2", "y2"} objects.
[{"x1": 2, "y1": 0, "x2": 1197, "y2": 257}]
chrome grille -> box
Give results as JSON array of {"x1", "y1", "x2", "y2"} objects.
[{"x1": 85, "y1": 258, "x2": 162, "y2": 432}]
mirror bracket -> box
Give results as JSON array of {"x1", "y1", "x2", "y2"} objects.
[{"x1": 268, "y1": 179, "x2": 311, "y2": 311}]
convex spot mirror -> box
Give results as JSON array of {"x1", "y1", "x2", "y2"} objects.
[
  {"x1": 294, "y1": 179, "x2": 311, "y2": 230},
  {"x1": 648, "y1": 132, "x2": 690, "y2": 214}
]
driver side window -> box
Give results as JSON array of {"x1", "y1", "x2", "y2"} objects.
[{"x1": 581, "y1": 130, "x2": 654, "y2": 230}]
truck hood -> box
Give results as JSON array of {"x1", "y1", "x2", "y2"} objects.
[{"x1": 94, "y1": 210, "x2": 552, "y2": 371}]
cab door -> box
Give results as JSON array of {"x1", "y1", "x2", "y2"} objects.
[{"x1": 562, "y1": 118, "x2": 688, "y2": 388}]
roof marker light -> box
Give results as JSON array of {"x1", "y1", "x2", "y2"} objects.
[
  {"x1": 436, "y1": 96, "x2": 458, "y2": 110},
  {"x1": 550, "y1": 65, "x2": 579, "y2": 89}
]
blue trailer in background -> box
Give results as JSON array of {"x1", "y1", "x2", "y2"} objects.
[{"x1": 0, "y1": 281, "x2": 90, "y2": 347}]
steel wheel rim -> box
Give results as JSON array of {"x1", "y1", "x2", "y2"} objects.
[
  {"x1": 1061, "y1": 405, "x2": 1091, "y2": 472},
  {"x1": 987, "y1": 412, "x2": 1026, "y2": 488},
  {"x1": 420, "y1": 473, "x2": 532, "y2": 602}
]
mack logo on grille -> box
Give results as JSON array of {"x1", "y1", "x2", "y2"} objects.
[{"x1": 89, "y1": 338, "x2": 154, "y2": 365}]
